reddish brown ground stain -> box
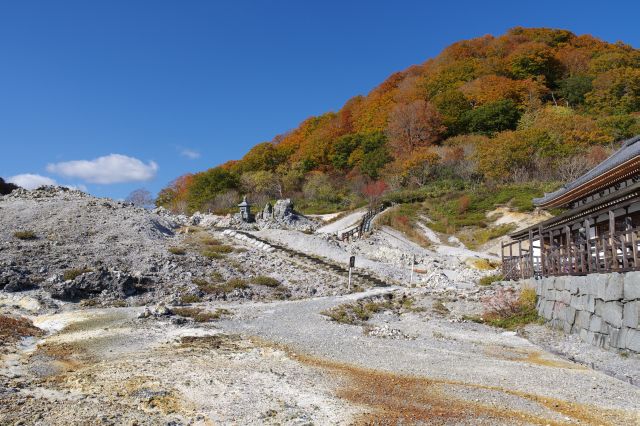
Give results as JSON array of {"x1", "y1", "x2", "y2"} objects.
[{"x1": 257, "y1": 340, "x2": 636, "y2": 426}]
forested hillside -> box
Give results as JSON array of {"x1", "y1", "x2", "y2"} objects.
[{"x1": 157, "y1": 27, "x2": 640, "y2": 216}]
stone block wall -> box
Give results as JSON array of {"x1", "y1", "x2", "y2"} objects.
[{"x1": 523, "y1": 272, "x2": 640, "y2": 353}]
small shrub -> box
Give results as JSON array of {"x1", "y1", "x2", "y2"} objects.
[
  {"x1": 180, "y1": 294, "x2": 202, "y2": 304},
  {"x1": 478, "y1": 273, "x2": 504, "y2": 286},
  {"x1": 251, "y1": 275, "x2": 280, "y2": 288},
  {"x1": 192, "y1": 278, "x2": 209, "y2": 287},
  {"x1": 223, "y1": 278, "x2": 248, "y2": 291},
  {"x1": 321, "y1": 294, "x2": 417, "y2": 325},
  {"x1": 206, "y1": 245, "x2": 234, "y2": 254},
  {"x1": 209, "y1": 272, "x2": 224, "y2": 282},
  {"x1": 202, "y1": 250, "x2": 224, "y2": 259},
  {"x1": 168, "y1": 246, "x2": 186, "y2": 255},
  {"x1": 13, "y1": 231, "x2": 36, "y2": 240},
  {"x1": 432, "y1": 300, "x2": 450, "y2": 315},
  {"x1": 477, "y1": 287, "x2": 541, "y2": 330},
  {"x1": 172, "y1": 307, "x2": 231, "y2": 322},
  {"x1": 63, "y1": 268, "x2": 92, "y2": 281},
  {"x1": 467, "y1": 258, "x2": 499, "y2": 270},
  {"x1": 457, "y1": 195, "x2": 471, "y2": 214}
]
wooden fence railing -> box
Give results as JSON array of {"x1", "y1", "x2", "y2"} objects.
[
  {"x1": 502, "y1": 227, "x2": 640, "y2": 280},
  {"x1": 339, "y1": 204, "x2": 386, "y2": 241}
]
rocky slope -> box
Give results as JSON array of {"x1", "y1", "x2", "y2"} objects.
[{"x1": 0, "y1": 187, "x2": 350, "y2": 309}]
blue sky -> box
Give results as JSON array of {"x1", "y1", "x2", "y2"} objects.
[{"x1": 1, "y1": 1, "x2": 639, "y2": 199}]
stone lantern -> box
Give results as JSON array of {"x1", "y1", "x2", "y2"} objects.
[{"x1": 238, "y1": 196, "x2": 252, "y2": 222}]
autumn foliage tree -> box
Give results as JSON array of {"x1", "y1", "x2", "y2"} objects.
[
  {"x1": 386, "y1": 100, "x2": 446, "y2": 156},
  {"x1": 362, "y1": 180, "x2": 388, "y2": 205}
]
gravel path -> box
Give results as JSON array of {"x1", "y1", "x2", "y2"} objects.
[
  {"x1": 218, "y1": 288, "x2": 640, "y2": 424},
  {"x1": 316, "y1": 209, "x2": 367, "y2": 234}
]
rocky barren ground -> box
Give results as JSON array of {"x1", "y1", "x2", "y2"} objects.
[{"x1": 1, "y1": 187, "x2": 640, "y2": 425}]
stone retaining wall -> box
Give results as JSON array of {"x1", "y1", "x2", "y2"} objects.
[{"x1": 521, "y1": 272, "x2": 640, "y2": 353}]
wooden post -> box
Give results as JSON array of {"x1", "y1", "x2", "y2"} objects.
[
  {"x1": 609, "y1": 210, "x2": 617, "y2": 270},
  {"x1": 565, "y1": 225, "x2": 571, "y2": 274},
  {"x1": 550, "y1": 230, "x2": 557, "y2": 275},
  {"x1": 632, "y1": 228, "x2": 639, "y2": 270},
  {"x1": 528, "y1": 229, "x2": 534, "y2": 278},
  {"x1": 539, "y1": 226, "x2": 545, "y2": 277},
  {"x1": 583, "y1": 218, "x2": 591, "y2": 273},
  {"x1": 518, "y1": 239, "x2": 523, "y2": 278}
]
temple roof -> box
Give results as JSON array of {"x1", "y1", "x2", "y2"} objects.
[{"x1": 534, "y1": 135, "x2": 640, "y2": 208}]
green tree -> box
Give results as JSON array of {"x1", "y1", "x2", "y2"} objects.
[
  {"x1": 462, "y1": 99, "x2": 521, "y2": 135},
  {"x1": 239, "y1": 142, "x2": 286, "y2": 172},
  {"x1": 329, "y1": 134, "x2": 360, "y2": 170},
  {"x1": 431, "y1": 89, "x2": 472, "y2": 136},
  {"x1": 586, "y1": 67, "x2": 640, "y2": 114},
  {"x1": 187, "y1": 168, "x2": 240, "y2": 213},
  {"x1": 557, "y1": 75, "x2": 593, "y2": 106},
  {"x1": 508, "y1": 42, "x2": 561, "y2": 84},
  {"x1": 597, "y1": 114, "x2": 640, "y2": 141}
]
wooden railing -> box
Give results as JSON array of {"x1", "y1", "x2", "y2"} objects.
[
  {"x1": 340, "y1": 204, "x2": 386, "y2": 241},
  {"x1": 502, "y1": 226, "x2": 640, "y2": 279},
  {"x1": 543, "y1": 228, "x2": 639, "y2": 276}
]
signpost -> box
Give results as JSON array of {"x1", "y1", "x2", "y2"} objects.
[
  {"x1": 409, "y1": 254, "x2": 416, "y2": 286},
  {"x1": 348, "y1": 256, "x2": 355, "y2": 291}
]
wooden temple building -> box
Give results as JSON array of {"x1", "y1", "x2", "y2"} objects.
[{"x1": 502, "y1": 135, "x2": 640, "y2": 280}]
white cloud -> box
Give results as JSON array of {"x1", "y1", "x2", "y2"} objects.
[
  {"x1": 46, "y1": 154, "x2": 158, "y2": 184},
  {"x1": 7, "y1": 174, "x2": 57, "y2": 189},
  {"x1": 180, "y1": 148, "x2": 201, "y2": 159},
  {"x1": 66, "y1": 184, "x2": 88, "y2": 192}
]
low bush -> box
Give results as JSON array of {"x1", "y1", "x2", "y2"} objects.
[
  {"x1": 168, "y1": 246, "x2": 186, "y2": 255},
  {"x1": 251, "y1": 275, "x2": 280, "y2": 287},
  {"x1": 63, "y1": 268, "x2": 92, "y2": 281},
  {"x1": 321, "y1": 294, "x2": 419, "y2": 325},
  {"x1": 474, "y1": 287, "x2": 541, "y2": 330},
  {"x1": 172, "y1": 307, "x2": 231, "y2": 322},
  {"x1": 466, "y1": 258, "x2": 500, "y2": 270},
  {"x1": 180, "y1": 294, "x2": 202, "y2": 304},
  {"x1": 431, "y1": 300, "x2": 450, "y2": 315},
  {"x1": 13, "y1": 231, "x2": 37, "y2": 240},
  {"x1": 202, "y1": 251, "x2": 224, "y2": 259},
  {"x1": 205, "y1": 244, "x2": 234, "y2": 254},
  {"x1": 209, "y1": 271, "x2": 224, "y2": 282},
  {"x1": 478, "y1": 273, "x2": 504, "y2": 286}
]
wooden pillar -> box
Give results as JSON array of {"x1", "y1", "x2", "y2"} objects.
[
  {"x1": 583, "y1": 218, "x2": 591, "y2": 273},
  {"x1": 565, "y1": 225, "x2": 572, "y2": 274},
  {"x1": 539, "y1": 225, "x2": 545, "y2": 277},
  {"x1": 548, "y1": 231, "x2": 560, "y2": 275},
  {"x1": 528, "y1": 229, "x2": 534, "y2": 278},
  {"x1": 609, "y1": 210, "x2": 617, "y2": 270}
]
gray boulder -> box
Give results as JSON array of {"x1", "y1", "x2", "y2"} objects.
[
  {"x1": 273, "y1": 199, "x2": 294, "y2": 219},
  {"x1": 0, "y1": 266, "x2": 35, "y2": 292},
  {"x1": 263, "y1": 202, "x2": 273, "y2": 219},
  {"x1": 48, "y1": 268, "x2": 138, "y2": 301}
]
